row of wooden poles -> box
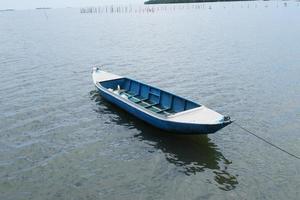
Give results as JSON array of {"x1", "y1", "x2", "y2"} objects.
[
  {"x1": 80, "y1": 4, "x2": 208, "y2": 14},
  {"x1": 80, "y1": 2, "x2": 298, "y2": 14}
]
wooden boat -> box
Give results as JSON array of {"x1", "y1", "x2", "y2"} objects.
[{"x1": 92, "y1": 67, "x2": 232, "y2": 134}]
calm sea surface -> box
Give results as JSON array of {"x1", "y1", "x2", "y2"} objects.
[{"x1": 0, "y1": 1, "x2": 300, "y2": 199}]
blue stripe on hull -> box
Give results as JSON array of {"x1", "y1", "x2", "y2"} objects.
[{"x1": 97, "y1": 88, "x2": 227, "y2": 134}]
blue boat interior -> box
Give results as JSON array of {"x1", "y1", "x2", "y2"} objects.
[{"x1": 100, "y1": 78, "x2": 200, "y2": 116}]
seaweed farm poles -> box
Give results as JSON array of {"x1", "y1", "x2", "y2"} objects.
[
  {"x1": 79, "y1": 2, "x2": 299, "y2": 15},
  {"x1": 97, "y1": 4, "x2": 212, "y2": 14},
  {"x1": 80, "y1": 5, "x2": 134, "y2": 14},
  {"x1": 79, "y1": 4, "x2": 209, "y2": 14}
]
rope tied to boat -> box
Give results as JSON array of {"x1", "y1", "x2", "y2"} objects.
[{"x1": 233, "y1": 122, "x2": 300, "y2": 160}]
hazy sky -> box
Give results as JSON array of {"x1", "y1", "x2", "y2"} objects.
[{"x1": 0, "y1": 0, "x2": 144, "y2": 10}]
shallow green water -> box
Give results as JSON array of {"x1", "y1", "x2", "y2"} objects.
[{"x1": 0, "y1": 2, "x2": 299, "y2": 199}]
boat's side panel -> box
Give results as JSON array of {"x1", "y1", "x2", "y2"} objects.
[
  {"x1": 140, "y1": 85, "x2": 150, "y2": 99},
  {"x1": 100, "y1": 78, "x2": 125, "y2": 90},
  {"x1": 97, "y1": 87, "x2": 226, "y2": 134},
  {"x1": 160, "y1": 92, "x2": 172, "y2": 109},
  {"x1": 130, "y1": 81, "x2": 140, "y2": 95}
]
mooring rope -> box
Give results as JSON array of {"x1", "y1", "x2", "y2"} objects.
[{"x1": 233, "y1": 122, "x2": 300, "y2": 160}]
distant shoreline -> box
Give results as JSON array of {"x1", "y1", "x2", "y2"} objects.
[
  {"x1": 35, "y1": 7, "x2": 52, "y2": 10},
  {"x1": 0, "y1": 9, "x2": 14, "y2": 12},
  {"x1": 145, "y1": 0, "x2": 255, "y2": 4}
]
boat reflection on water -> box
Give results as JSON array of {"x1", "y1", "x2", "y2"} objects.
[{"x1": 90, "y1": 90, "x2": 238, "y2": 191}]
